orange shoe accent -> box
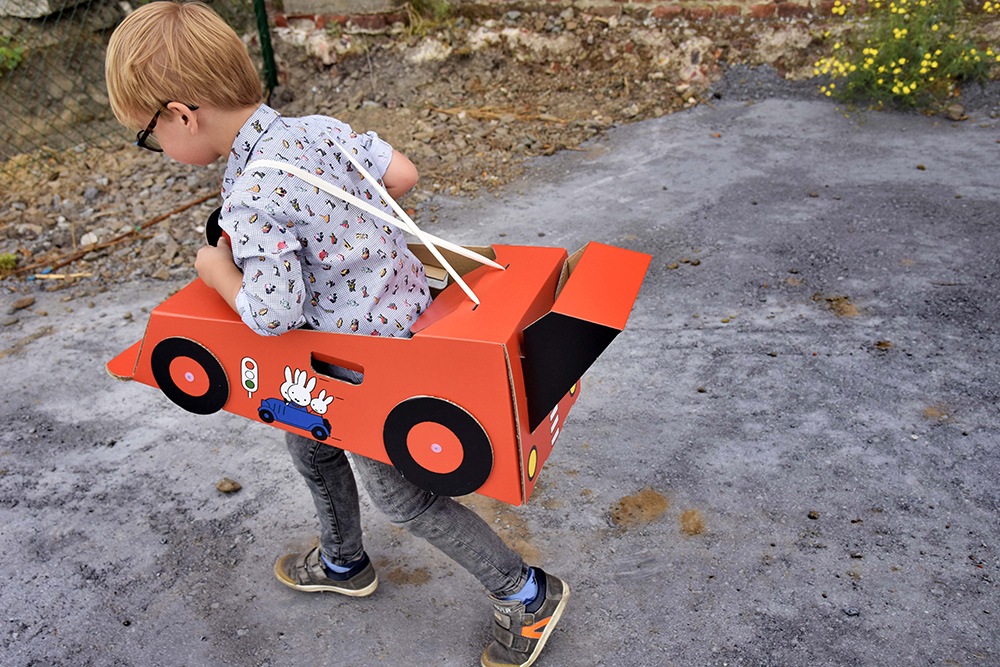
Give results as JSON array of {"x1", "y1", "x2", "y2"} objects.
[{"x1": 520, "y1": 617, "x2": 551, "y2": 640}]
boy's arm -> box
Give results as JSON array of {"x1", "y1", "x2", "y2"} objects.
[
  {"x1": 195, "y1": 239, "x2": 242, "y2": 312},
  {"x1": 382, "y1": 150, "x2": 418, "y2": 201}
]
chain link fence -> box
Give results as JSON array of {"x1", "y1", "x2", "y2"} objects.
[{"x1": 0, "y1": 0, "x2": 271, "y2": 179}]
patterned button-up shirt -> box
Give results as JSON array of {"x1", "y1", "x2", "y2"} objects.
[{"x1": 219, "y1": 104, "x2": 429, "y2": 338}]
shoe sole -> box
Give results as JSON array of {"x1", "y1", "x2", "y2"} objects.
[
  {"x1": 273, "y1": 557, "x2": 379, "y2": 597},
  {"x1": 481, "y1": 580, "x2": 570, "y2": 667}
]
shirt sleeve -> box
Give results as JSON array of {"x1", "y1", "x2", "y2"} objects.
[
  {"x1": 219, "y1": 202, "x2": 308, "y2": 336},
  {"x1": 361, "y1": 129, "x2": 394, "y2": 179},
  {"x1": 322, "y1": 116, "x2": 394, "y2": 181}
]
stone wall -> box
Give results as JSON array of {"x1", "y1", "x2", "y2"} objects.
[{"x1": 276, "y1": 0, "x2": 844, "y2": 25}]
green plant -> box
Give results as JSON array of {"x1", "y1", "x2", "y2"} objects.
[
  {"x1": 407, "y1": 0, "x2": 452, "y2": 23},
  {"x1": 813, "y1": 0, "x2": 998, "y2": 107},
  {"x1": 0, "y1": 253, "x2": 17, "y2": 272},
  {"x1": 0, "y1": 36, "x2": 25, "y2": 74}
]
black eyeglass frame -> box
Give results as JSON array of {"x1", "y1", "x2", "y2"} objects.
[{"x1": 135, "y1": 103, "x2": 200, "y2": 152}]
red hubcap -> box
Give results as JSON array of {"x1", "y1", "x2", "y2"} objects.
[
  {"x1": 168, "y1": 356, "x2": 210, "y2": 397},
  {"x1": 406, "y1": 421, "x2": 464, "y2": 474}
]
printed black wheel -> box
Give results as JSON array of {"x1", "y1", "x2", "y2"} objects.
[
  {"x1": 383, "y1": 397, "x2": 493, "y2": 497},
  {"x1": 259, "y1": 409, "x2": 275, "y2": 423},
  {"x1": 311, "y1": 426, "x2": 329, "y2": 441},
  {"x1": 150, "y1": 337, "x2": 229, "y2": 415}
]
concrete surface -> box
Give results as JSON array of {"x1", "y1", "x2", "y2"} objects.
[{"x1": 2, "y1": 92, "x2": 999, "y2": 667}]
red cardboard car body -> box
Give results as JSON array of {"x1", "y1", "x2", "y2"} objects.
[{"x1": 107, "y1": 242, "x2": 650, "y2": 505}]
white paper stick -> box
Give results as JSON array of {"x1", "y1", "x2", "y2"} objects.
[
  {"x1": 249, "y1": 159, "x2": 493, "y2": 305},
  {"x1": 335, "y1": 149, "x2": 505, "y2": 272}
]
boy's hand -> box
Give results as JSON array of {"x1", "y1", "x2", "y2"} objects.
[{"x1": 195, "y1": 239, "x2": 242, "y2": 312}]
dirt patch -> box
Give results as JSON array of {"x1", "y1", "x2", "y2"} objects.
[
  {"x1": 923, "y1": 404, "x2": 954, "y2": 423},
  {"x1": 610, "y1": 487, "x2": 669, "y2": 527},
  {"x1": 680, "y1": 509, "x2": 705, "y2": 535},
  {"x1": 383, "y1": 565, "x2": 431, "y2": 586},
  {"x1": 814, "y1": 293, "x2": 859, "y2": 317}
]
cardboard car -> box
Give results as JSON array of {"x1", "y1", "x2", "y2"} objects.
[{"x1": 108, "y1": 241, "x2": 648, "y2": 505}]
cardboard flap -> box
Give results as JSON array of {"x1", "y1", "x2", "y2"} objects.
[
  {"x1": 551, "y1": 242, "x2": 651, "y2": 331},
  {"x1": 106, "y1": 340, "x2": 142, "y2": 381},
  {"x1": 521, "y1": 242, "x2": 650, "y2": 432}
]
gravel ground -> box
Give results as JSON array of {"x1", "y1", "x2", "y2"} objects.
[{"x1": 1, "y1": 10, "x2": 998, "y2": 294}]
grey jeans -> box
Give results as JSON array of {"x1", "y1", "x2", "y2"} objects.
[{"x1": 285, "y1": 431, "x2": 531, "y2": 599}]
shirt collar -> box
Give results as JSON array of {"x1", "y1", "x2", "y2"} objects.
[{"x1": 223, "y1": 104, "x2": 282, "y2": 194}]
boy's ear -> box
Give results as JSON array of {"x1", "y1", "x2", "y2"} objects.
[{"x1": 165, "y1": 102, "x2": 199, "y2": 133}]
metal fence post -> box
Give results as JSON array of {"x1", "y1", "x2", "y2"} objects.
[{"x1": 253, "y1": 0, "x2": 278, "y2": 94}]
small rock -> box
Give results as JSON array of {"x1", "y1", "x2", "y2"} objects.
[
  {"x1": 12, "y1": 296, "x2": 35, "y2": 311},
  {"x1": 690, "y1": 259, "x2": 701, "y2": 266},
  {"x1": 668, "y1": 263, "x2": 679, "y2": 269},
  {"x1": 80, "y1": 232, "x2": 100, "y2": 246},
  {"x1": 916, "y1": 164, "x2": 926, "y2": 171},
  {"x1": 83, "y1": 186, "x2": 100, "y2": 202},
  {"x1": 3, "y1": 316, "x2": 19, "y2": 326},
  {"x1": 850, "y1": 552, "x2": 863, "y2": 559},
  {"x1": 152, "y1": 268, "x2": 171, "y2": 280},
  {"x1": 216, "y1": 478, "x2": 242, "y2": 493},
  {"x1": 843, "y1": 607, "x2": 860, "y2": 617},
  {"x1": 505, "y1": 10, "x2": 522, "y2": 20},
  {"x1": 11, "y1": 202, "x2": 27, "y2": 211},
  {"x1": 808, "y1": 511, "x2": 820, "y2": 520},
  {"x1": 946, "y1": 104, "x2": 964, "y2": 121}
]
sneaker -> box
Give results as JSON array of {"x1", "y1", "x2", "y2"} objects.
[
  {"x1": 273, "y1": 547, "x2": 378, "y2": 597},
  {"x1": 481, "y1": 568, "x2": 569, "y2": 667}
]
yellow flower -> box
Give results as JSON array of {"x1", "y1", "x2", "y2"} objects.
[
  {"x1": 902, "y1": 86, "x2": 911, "y2": 94},
  {"x1": 932, "y1": 23, "x2": 939, "y2": 30},
  {"x1": 878, "y1": 78, "x2": 884, "y2": 84},
  {"x1": 892, "y1": 85, "x2": 901, "y2": 93},
  {"x1": 920, "y1": 68, "x2": 927, "y2": 73}
]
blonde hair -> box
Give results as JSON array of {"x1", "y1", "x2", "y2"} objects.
[{"x1": 105, "y1": 1, "x2": 262, "y2": 128}]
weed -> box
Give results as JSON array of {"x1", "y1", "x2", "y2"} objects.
[
  {"x1": 0, "y1": 253, "x2": 17, "y2": 272},
  {"x1": 0, "y1": 36, "x2": 25, "y2": 74},
  {"x1": 408, "y1": 0, "x2": 451, "y2": 22},
  {"x1": 813, "y1": 0, "x2": 998, "y2": 108}
]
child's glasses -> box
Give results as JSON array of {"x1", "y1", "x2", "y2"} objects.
[{"x1": 135, "y1": 103, "x2": 199, "y2": 152}]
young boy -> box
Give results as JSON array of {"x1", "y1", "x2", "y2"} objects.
[{"x1": 105, "y1": 3, "x2": 567, "y2": 666}]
